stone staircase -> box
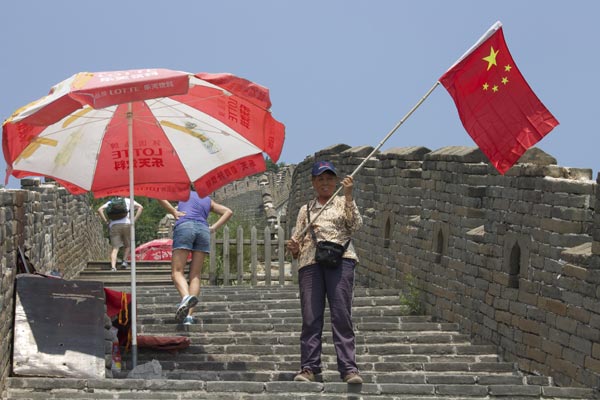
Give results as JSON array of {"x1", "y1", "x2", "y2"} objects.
[{"x1": 3, "y1": 262, "x2": 596, "y2": 399}]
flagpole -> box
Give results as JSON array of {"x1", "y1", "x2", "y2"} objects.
[
  {"x1": 127, "y1": 102, "x2": 138, "y2": 369},
  {"x1": 298, "y1": 81, "x2": 441, "y2": 237}
]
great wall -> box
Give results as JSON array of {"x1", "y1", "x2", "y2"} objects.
[{"x1": 1, "y1": 142, "x2": 600, "y2": 396}]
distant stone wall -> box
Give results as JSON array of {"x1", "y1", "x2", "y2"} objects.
[
  {"x1": 212, "y1": 166, "x2": 295, "y2": 231},
  {"x1": 287, "y1": 143, "x2": 600, "y2": 389},
  {"x1": 215, "y1": 190, "x2": 265, "y2": 229},
  {"x1": 0, "y1": 179, "x2": 110, "y2": 390}
]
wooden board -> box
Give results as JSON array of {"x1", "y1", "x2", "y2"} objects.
[{"x1": 13, "y1": 275, "x2": 106, "y2": 378}]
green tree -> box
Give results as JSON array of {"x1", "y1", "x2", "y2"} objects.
[
  {"x1": 134, "y1": 197, "x2": 169, "y2": 244},
  {"x1": 265, "y1": 157, "x2": 279, "y2": 173},
  {"x1": 265, "y1": 157, "x2": 288, "y2": 174}
]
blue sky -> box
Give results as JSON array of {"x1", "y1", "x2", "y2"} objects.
[{"x1": 2, "y1": 1, "x2": 598, "y2": 188}]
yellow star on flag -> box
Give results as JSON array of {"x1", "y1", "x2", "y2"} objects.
[{"x1": 482, "y1": 46, "x2": 499, "y2": 71}]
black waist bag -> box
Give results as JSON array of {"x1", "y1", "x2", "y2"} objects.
[
  {"x1": 315, "y1": 240, "x2": 349, "y2": 268},
  {"x1": 307, "y1": 202, "x2": 350, "y2": 268}
]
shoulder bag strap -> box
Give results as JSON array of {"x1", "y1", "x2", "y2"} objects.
[
  {"x1": 307, "y1": 202, "x2": 318, "y2": 243},
  {"x1": 343, "y1": 239, "x2": 351, "y2": 250}
]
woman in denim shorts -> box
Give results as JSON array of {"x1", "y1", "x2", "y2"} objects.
[{"x1": 159, "y1": 191, "x2": 232, "y2": 325}]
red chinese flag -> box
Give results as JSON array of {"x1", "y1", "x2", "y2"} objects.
[{"x1": 439, "y1": 22, "x2": 559, "y2": 174}]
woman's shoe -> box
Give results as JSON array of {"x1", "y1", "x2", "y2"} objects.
[{"x1": 175, "y1": 295, "x2": 198, "y2": 322}]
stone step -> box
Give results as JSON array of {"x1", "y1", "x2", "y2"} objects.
[
  {"x1": 80, "y1": 268, "x2": 170, "y2": 275},
  {"x1": 87, "y1": 260, "x2": 172, "y2": 268},
  {"x1": 138, "y1": 314, "x2": 431, "y2": 328},
  {"x1": 137, "y1": 299, "x2": 411, "y2": 312},
  {"x1": 4, "y1": 377, "x2": 595, "y2": 399},
  {"x1": 137, "y1": 312, "x2": 441, "y2": 324},
  {"x1": 82, "y1": 270, "x2": 289, "y2": 281},
  {"x1": 134, "y1": 297, "x2": 407, "y2": 309},
  {"x1": 137, "y1": 321, "x2": 461, "y2": 335},
  {"x1": 129, "y1": 337, "x2": 499, "y2": 364},
  {"x1": 162, "y1": 370, "x2": 522, "y2": 382},
  {"x1": 133, "y1": 351, "x2": 501, "y2": 365},
  {"x1": 135, "y1": 295, "x2": 404, "y2": 308},
  {"x1": 131, "y1": 357, "x2": 511, "y2": 374},
  {"x1": 137, "y1": 305, "x2": 420, "y2": 318},
  {"x1": 134, "y1": 335, "x2": 475, "y2": 353},
  {"x1": 130, "y1": 285, "x2": 400, "y2": 295},
  {"x1": 133, "y1": 331, "x2": 471, "y2": 345},
  {"x1": 80, "y1": 277, "x2": 174, "y2": 287},
  {"x1": 79, "y1": 262, "x2": 297, "y2": 287},
  {"x1": 126, "y1": 343, "x2": 499, "y2": 359},
  {"x1": 111, "y1": 284, "x2": 402, "y2": 298}
]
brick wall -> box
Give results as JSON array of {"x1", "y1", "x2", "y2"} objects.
[
  {"x1": 0, "y1": 179, "x2": 110, "y2": 389},
  {"x1": 287, "y1": 144, "x2": 599, "y2": 388}
]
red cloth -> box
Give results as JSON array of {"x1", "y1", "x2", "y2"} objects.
[
  {"x1": 104, "y1": 288, "x2": 131, "y2": 319},
  {"x1": 439, "y1": 23, "x2": 559, "y2": 174},
  {"x1": 104, "y1": 289, "x2": 190, "y2": 352},
  {"x1": 137, "y1": 335, "x2": 191, "y2": 352},
  {"x1": 104, "y1": 288, "x2": 132, "y2": 348}
]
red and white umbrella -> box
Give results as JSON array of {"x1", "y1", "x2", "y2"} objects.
[
  {"x1": 2, "y1": 68, "x2": 285, "y2": 199},
  {"x1": 134, "y1": 238, "x2": 182, "y2": 261},
  {"x1": 2, "y1": 68, "x2": 285, "y2": 365}
]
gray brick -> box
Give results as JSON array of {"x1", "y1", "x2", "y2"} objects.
[
  {"x1": 488, "y1": 384, "x2": 542, "y2": 396},
  {"x1": 435, "y1": 384, "x2": 488, "y2": 396},
  {"x1": 206, "y1": 381, "x2": 264, "y2": 393},
  {"x1": 265, "y1": 381, "x2": 323, "y2": 393},
  {"x1": 379, "y1": 383, "x2": 435, "y2": 395},
  {"x1": 542, "y1": 386, "x2": 597, "y2": 398},
  {"x1": 425, "y1": 375, "x2": 477, "y2": 385}
]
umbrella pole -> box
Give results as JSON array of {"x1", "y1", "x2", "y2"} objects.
[
  {"x1": 298, "y1": 81, "x2": 440, "y2": 237},
  {"x1": 127, "y1": 102, "x2": 138, "y2": 368}
]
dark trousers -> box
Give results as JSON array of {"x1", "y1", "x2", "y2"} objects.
[{"x1": 298, "y1": 259, "x2": 358, "y2": 378}]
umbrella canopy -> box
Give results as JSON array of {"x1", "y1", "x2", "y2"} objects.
[
  {"x1": 2, "y1": 68, "x2": 285, "y2": 366},
  {"x1": 2, "y1": 69, "x2": 285, "y2": 199},
  {"x1": 134, "y1": 238, "x2": 180, "y2": 261}
]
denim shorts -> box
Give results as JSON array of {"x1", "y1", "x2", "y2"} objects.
[{"x1": 172, "y1": 221, "x2": 210, "y2": 253}]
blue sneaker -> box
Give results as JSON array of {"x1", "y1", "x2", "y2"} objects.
[
  {"x1": 175, "y1": 295, "x2": 198, "y2": 322},
  {"x1": 183, "y1": 316, "x2": 195, "y2": 325}
]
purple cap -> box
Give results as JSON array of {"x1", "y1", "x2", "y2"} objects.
[{"x1": 311, "y1": 161, "x2": 337, "y2": 176}]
